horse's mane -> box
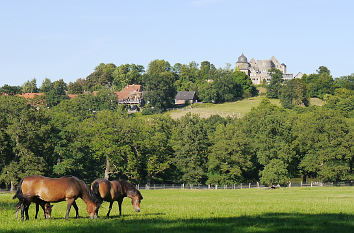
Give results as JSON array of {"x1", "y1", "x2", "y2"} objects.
[{"x1": 119, "y1": 180, "x2": 143, "y2": 199}]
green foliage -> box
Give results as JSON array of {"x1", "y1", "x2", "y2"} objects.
[
  {"x1": 144, "y1": 71, "x2": 176, "y2": 111},
  {"x1": 0, "y1": 84, "x2": 22, "y2": 95},
  {"x1": 280, "y1": 79, "x2": 309, "y2": 109},
  {"x1": 266, "y1": 68, "x2": 283, "y2": 98},
  {"x1": 113, "y1": 64, "x2": 144, "y2": 91},
  {"x1": 213, "y1": 70, "x2": 242, "y2": 103},
  {"x1": 172, "y1": 113, "x2": 209, "y2": 184},
  {"x1": 302, "y1": 66, "x2": 335, "y2": 98},
  {"x1": 292, "y1": 108, "x2": 353, "y2": 182},
  {"x1": 67, "y1": 78, "x2": 85, "y2": 94},
  {"x1": 260, "y1": 159, "x2": 289, "y2": 185},
  {"x1": 335, "y1": 74, "x2": 354, "y2": 90},
  {"x1": 208, "y1": 122, "x2": 256, "y2": 185},
  {"x1": 44, "y1": 79, "x2": 69, "y2": 107},
  {"x1": 21, "y1": 78, "x2": 38, "y2": 93}
]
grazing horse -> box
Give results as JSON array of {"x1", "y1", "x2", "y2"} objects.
[
  {"x1": 15, "y1": 200, "x2": 53, "y2": 219},
  {"x1": 91, "y1": 179, "x2": 143, "y2": 217},
  {"x1": 14, "y1": 175, "x2": 99, "y2": 220}
]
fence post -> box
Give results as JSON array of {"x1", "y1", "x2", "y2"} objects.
[
  {"x1": 163, "y1": 184, "x2": 165, "y2": 189},
  {"x1": 208, "y1": 184, "x2": 210, "y2": 189},
  {"x1": 249, "y1": 183, "x2": 251, "y2": 189},
  {"x1": 137, "y1": 184, "x2": 140, "y2": 190},
  {"x1": 288, "y1": 182, "x2": 291, "y2": 188},
  {"x1": 301, "y1": 181, "x2": 302, "y2": 187},
  {"x1": 154, "y1": 184, "x2": 156, "y2": 190},
  {"x1": 215, "y1": 184, "x2": 218, "y2": 190},
  {"x1": 182, "y1": 183, "x2": 185, "y2": 189},
  {"x1": 257, "y1": 182, "x2": 259, "y2": 188},
  {"x1": 311, "y1": 181, "x2": 313, "y2": 187},
  {"x1": 241, "y1": 183, "x2": 242, "y2": 189}
]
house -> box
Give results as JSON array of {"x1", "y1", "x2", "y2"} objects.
[
  {"x1": 175, "y1": 91, "x2": 197, "y2": 105},
  {"x1": 115, "y1": 84, "x2": 142, "y2": 104},
  {"x1": 17, "y1": 93, "x2": 45, "y2": 99},
  {"x1": 17, "y1": 92, "x2": 45, "y2": 106}
]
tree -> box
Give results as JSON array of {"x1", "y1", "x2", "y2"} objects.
[
  {"x1": 40, "y1": 78, "x2": 53, "y2": 93},
  {"x1": 112, "y1": 64, "x2": 144, "y2": 91},
  {"x1": 144, "y1": 71, "x2": 176, "y2": 111},
  {"x1": 22, "y1": 79, "x2": 38, "y2": 93},
  {"x1": 324, "y1": 88, "x2": 354, "y2": 117},
  {"x1": 293, "y1": 109, "x2": 353, "y2": 182},
  {"x1": 67, "y1": 78, "x2": 85, "y2": 94},
  {"x1": 266, "y1": 68, "x2": 283, "y2": 98},
  {"x1": 233, "y1": 71, "x2": 258, "y2": 98},
  {"x1": 85, "y1": 63, "x2": 116, "y2": 90},
  {"x1": 45, "y1": 79, "x2": 69, "y2": 107},
  {"x1": 280, "y1": 79, "x2": 309, "y2": 109},
  {"x1": 259, "y1": 159, "x2": 289, "y2": 185},
  {"x1": 207, "y1": 121, "x2": 256, "y2": 185},
  {"x1": 147, "y1": 59, "x2": 171, "y2": 75},
  {"x1": 213, "y1": 70, "x2": 242, "y2": 103},
  {"x1": 0, "y1": 85, "x2": 21, "y2": 95},
  {"x1": 302, "y1": 66, "x2": 335, "y2": 98},
  {"x1": 335, "y1": 74, "x2": 354, "y2": 90},
  {"x1": 171, "y1": 113, "x2": 209, "y2": 184}
]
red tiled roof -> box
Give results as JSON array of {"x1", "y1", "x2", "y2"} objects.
[
  {"x1": 116, "y1": 85, "x2": 142, "y2": 100},
  {"x1": 18, "y1": 93, "x2": 44, "y2": 99},
  {"x1": 67, "y1": 94, "x2": 79, "y2": 99}
]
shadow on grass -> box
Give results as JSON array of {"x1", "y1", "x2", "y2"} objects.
[
  {"x1": 3, "y1": 213, "x2": 354, "y2": 233},
  {"x1": 0, "y1": 200, "x2": 17, "y2": 211}
]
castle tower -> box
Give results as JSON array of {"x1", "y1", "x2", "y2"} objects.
[{"x1": 236, "y1": 53, "x2": 250, "y2": 76}]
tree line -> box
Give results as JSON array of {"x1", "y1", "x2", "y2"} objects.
[
  {"x1": 0, "y1": 60, "x2": 258, "y2": 112},
  {"x1": 0, "y1": 82, "x2": 352, "y2": 189}
]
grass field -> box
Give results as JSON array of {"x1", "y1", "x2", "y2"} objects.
[
  {"x1": 1, "y1": 187, "x2": 354, "y2": 233},
  {"x1": 167, "y1": 96, "x2": 324, "y2": 119}
]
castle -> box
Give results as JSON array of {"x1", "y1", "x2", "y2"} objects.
[{"x1": 236, "y1": 53, "x2": 300, "y2": 85}]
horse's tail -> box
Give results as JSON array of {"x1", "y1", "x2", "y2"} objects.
[
  {"x1": 91, "y1": 180, "x2": 103, "y2": 204},
  {"x1": 13, "y1": 179, "x2": 24, "y2": 201}
]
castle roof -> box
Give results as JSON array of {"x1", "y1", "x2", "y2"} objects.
[{"x1": 237, "y1": 53, "x2": 248, "y2": 63}]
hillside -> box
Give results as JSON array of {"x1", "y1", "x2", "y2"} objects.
[{"x1": 167, "y1": 96, "x2": 323, "y2": 119}]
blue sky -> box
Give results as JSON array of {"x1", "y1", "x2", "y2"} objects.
[{"x1": 0, "y1": 0, "x2": 353, "y2": 86}]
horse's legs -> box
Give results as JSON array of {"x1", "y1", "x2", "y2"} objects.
[
  {"x1": 20, "y1": 202, "x2": 25, "y2": 221},
  {"x1": 65, "y1": 198, "x2": 75, "y2": 220},
  {"x1": 35, "y1": 202, "x2": 39, "y2": 219},
  {"x1": 118, "y1": 198, "x2": 123, "y2": 216},
  {"x1": 106, "y1": 202, "x2": 113, "y2": 218},
  {"x1": 25, "y1": 204, "x2": 30, "y2": 220},
  {"x1": 15, "y1": 202, "x2": 21, "y2": 219},
  {"x1": 72, "y1": 201, "x2": 79, "y2": 218}
]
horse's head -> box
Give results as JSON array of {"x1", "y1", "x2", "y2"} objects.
[
  {"x1": 44, "y1": 203, "x2": 54, "y2": 219},
  {"x1": 131, "y1": 190, "x2": 143, "y2": 213},
  {"x1": 86, "y1": 201, "x2": 98, "y2": 219}
]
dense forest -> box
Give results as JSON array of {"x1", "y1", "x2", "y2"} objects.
[{"x1": 0, "y1": 60, "x2": 353, "y2": 189}]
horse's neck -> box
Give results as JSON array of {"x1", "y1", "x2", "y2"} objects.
[{"x1": 80, "y1": 183, "x2": 93, "y2": 204}]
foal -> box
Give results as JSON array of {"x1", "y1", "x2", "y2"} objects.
[
  {"x1": 15, "y1": 200, "x2": 53, "y2": 219},
  {"x1": 91, "y1": 179, "x2": 143, "y2": 217}
]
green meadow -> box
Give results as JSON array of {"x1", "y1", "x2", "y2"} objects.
[
  {"x1": 1, "y1": 187, "x2": 354, "y2": 233},
  {"x1": 167, "y1": 96, "x2": 323, "y2": 119}
]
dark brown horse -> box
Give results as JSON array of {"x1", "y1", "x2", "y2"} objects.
[
  {"x1": 15, "y1": 200, "x2": 53, "y2": 219},
  {"x1": 14, "y1": 175, "x2": 99, "y2": 220},
  {"x1": 91, "y1": 179, "x2": 143, "y2": 217}
]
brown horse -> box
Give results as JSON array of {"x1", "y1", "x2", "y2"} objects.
[
  {"x1": 15, "y1": 200, "x2": 53, "y2": 219},
  {"x1": 91, "y1": 179, "x2": 143, "y2": 217},
  {"x1": 14, "y1": 175, "x2": 99, "y2": 220}
]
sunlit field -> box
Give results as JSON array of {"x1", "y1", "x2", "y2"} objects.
[{"x1": 1, "y1": 187, "x2": 354, "y2": 233}]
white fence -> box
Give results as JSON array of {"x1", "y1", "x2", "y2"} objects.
[{"x1": 136, "y1": 181, "x2": 354, "y2": 190}]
